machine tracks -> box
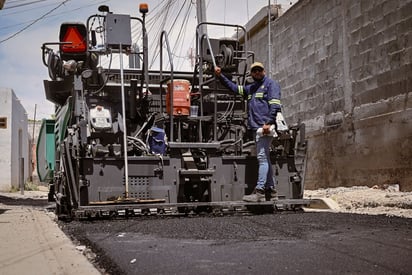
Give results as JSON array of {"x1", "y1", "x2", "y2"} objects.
[{"x1": 67, "y1": 199, "x2": 312, "y2": 220}]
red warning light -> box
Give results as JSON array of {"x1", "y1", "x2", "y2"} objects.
[{"x1": 61, "y1": 26, "x2": 87, "y2": 53}]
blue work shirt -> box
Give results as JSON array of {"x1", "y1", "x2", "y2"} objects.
[{"x1": 218, "y1": 74, "x2": 281, "y2": 130}]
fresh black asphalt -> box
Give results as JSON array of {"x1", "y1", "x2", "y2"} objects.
[{"x1": 60, "y1": 212, "x2": 412, "y2": 275}]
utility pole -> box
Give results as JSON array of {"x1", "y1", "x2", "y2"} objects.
[
  {"x1": 30, "y1": 104, "x2": 37, "y2": 182},
  {"x1": 188, "y1": 47, "x2": 195, "y2": 69},
  {"x1": 196, "y1": 0, "x2": 207, "y2": 37},
  {"x1": 268, "y1": 0, "x2": 272, "y2": 78},
  {"x1": 32, "y1": 104, "x2": 37, "y2": 144}
]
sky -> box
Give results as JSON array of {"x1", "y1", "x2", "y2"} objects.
[{"x1": 0, "y1": 0, "x2": 294, "y2": 120}]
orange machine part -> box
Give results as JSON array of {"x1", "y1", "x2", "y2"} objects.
[{"x1": 166, "y1": 79, "x2": 191, "y2": 116}]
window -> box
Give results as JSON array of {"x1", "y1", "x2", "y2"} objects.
[{"x1": 0, "y1": 117, "x2": 7, "y2": 129}]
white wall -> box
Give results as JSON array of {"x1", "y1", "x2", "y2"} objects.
[
  {"x1": 0, "y1": 88, "x2": 12, "y2": 190},
  {"x1": 0, "y1": 88, "x2": 29, "y2": 191}
]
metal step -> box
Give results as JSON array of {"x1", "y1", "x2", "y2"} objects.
[{"x1": 179, "y1": 169, "x2": 215, "y2": 176}]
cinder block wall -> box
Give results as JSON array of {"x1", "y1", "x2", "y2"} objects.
[{"x1": 251, "y1": 0, "x2": 412, "y2": 190}]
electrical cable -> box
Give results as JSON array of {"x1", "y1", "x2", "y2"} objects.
[
  {"x1": 143, "y1": 0, "x2": 172, "y2": 66},
  {"x1": 2, "y1": 0, "x2": 48, "y2": 10},
  {"x1": 92, "y1": 49, "x2": 113, "y2": 94},
  {"x1": 0, "y1": 0, "x2": 69, "y2": 44},
  {"x1": 150, "y1": 1, "x2": 184, "y2": 67},
  {"x1": 153, "y1": 0, "x2": 194, "y2": 70},
  {"x1": 0, "y1": 0, "x2": 111, "y2": 43},
  {"x1": 7, "y1": 0, "x2": 32, "y2": 3},
  {"x1": 172, "y1": 1, "x2": 193, "y2": 70}
]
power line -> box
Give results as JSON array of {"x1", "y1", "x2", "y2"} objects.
[
  {"x1": 149, "y1": 0, "x2": 193, "y2": 69},
  {"x1": 0, "y1": 0, "x2": 114, "y2": 42},
  {"x1": 1, "y1": 0, "x2": 64, "y2": 17},
  {"x1": 7, "y1": 0, "x2": 36, "y2": 3},
  {"x1": 0, "y1": 1, "x2": 64, "y2": 31},
  {"x1": 172, "y1": 1, "x2": 193, "y2": 70},
  {"x1": 3, "y1": 0, "x2": 48, "y2": 10},
  {"x1": 0, "y1": 0, "x2": 69, "y2": 44}
]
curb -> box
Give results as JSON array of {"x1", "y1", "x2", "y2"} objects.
[{"x1": 303, "y1": 197, "x2": 341, "y2": 211}]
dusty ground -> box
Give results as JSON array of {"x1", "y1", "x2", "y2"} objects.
[
  {"x1": 304, "y1": 184, "x2": 412, "y2": 218},
  {"x1": 0, "y1": 188, "x2": 100, "y2": 275}
]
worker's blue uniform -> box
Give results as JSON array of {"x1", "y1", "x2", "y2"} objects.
[
  {"x1": 218, "y1": 73, "x2": 282, "y2": 192},
  {"x1": 218, "y1": 74, "x2": 281, "y2": 130}
]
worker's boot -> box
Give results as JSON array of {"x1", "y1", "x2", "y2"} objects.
[
  {"x1": 268, "y1": 188, "x2": 278, "y2": 201},
  {"x1": 242, "y1": 188, "x2": 265, "y2": 202}
]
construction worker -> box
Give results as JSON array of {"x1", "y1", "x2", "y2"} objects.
[{"x1": 215, "y1": 62, "x2": 281, "y2": 202}]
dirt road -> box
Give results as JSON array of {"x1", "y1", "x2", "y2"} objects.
[{"x1": 0, "y1": 193, "x2": 100, "y2": 275}]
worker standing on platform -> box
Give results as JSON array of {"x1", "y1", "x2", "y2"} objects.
[{"x1": 215, "y1": 62, "x2": 281, "y2": 202}]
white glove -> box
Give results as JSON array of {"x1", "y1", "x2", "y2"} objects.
[{"x1": 257, "y1": 124, "x2": 277, "y2": 137}]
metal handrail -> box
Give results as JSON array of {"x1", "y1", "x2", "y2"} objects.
[
  {"x1": 195, "y1": 22, "x2": 249, "y2": 142},
  {"x1": 159, "y1": 31, "x2": 175, "y2": 142}
]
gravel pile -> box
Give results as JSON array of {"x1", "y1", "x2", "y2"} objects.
[{"x1": 304, "y1": 185, "x2": 412, "y2": 218}]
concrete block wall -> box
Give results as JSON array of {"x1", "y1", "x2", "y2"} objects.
[{"x1": 250, "y1": 0, "x2": 412, "y2": 190}]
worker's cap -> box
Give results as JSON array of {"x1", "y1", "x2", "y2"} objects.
[{"x1": 250, "y1": 62, "x2": 264, "y2": 71}]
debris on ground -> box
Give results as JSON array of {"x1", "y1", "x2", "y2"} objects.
[{"x1": 304, "y1": 185, "x2": 412, "y2": 218}]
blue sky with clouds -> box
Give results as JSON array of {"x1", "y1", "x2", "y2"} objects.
[{"x1": 0, "y1": 0, "x2": 293, "y2": 120}]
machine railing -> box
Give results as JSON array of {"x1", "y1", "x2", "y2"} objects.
[
  {"x1": 195, "y1": 22, "x2": 250, "y2": 142},
  {"x1": 159, "y1": 30, "x2": 175, "y2": 141}
]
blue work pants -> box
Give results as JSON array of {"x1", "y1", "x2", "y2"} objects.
[{"x1": 255, "y1": 133, "x2": 275, "y2": 190}]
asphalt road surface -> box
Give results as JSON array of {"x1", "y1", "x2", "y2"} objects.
[{"x1": 60, "y1": 212, "x2": 412, "y2": 275}]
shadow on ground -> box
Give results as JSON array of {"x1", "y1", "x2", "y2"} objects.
[{"x1": 0, "y1": 195, "x2": 50, "y2": 207}]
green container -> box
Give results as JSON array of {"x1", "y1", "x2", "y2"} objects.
[{"x1": 36, "y1": 119, "x2": 56, "y2": 182}]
